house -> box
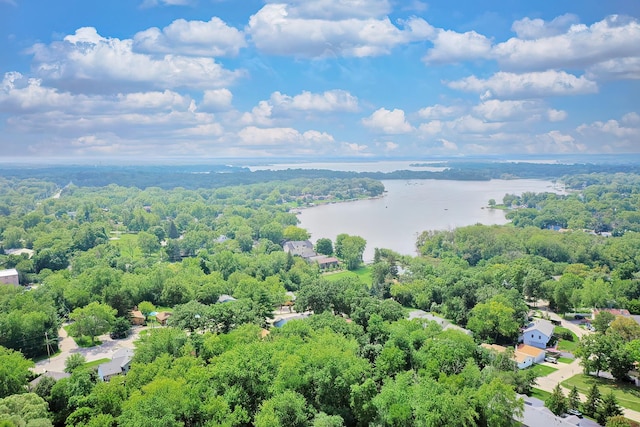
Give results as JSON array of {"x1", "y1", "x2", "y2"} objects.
[
  {"x1": 0, "y1": 268, "x2": 19, "y2": 286},
  {"x1": 516, "y1": 344, "x2": 546, "y2": 364},
  {"x1": 521, "y1": 319, "x2": 554, "y2": 349},
  {"x1": 408, "y1": 310, "x2": 473, "y2": 336},
  {"x1": 592, "y1": 308, "x2": 631, "y2": 319},
  {"x1": 308, "y1": 255, "x2": 340, "y2": 269},
  {"x1": 273, "y1": 313, "x2": 310, "y2": 327},
  {"x1": 480, "y1": 343, "x2": 545, "y2": 369},
  {"x1": 154, "y1": 311, "x2": 172, "y2": 326},
  {"x1": 283, "y1": 240, "x2": 316, "y2": 259},
  {"x1": 29, "y1": 371, "x2": 70, "y2": 390},
  {"x1": 97, "y1": 348, "x2": 134, "y2": 382},
  {"x1": 217, "y1": 294, "x2": 237, "y2": 303},
  {"x1": 130, "y1": 310, "x2": 146, "y2": 326}
]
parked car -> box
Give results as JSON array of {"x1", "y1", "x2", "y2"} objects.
[
  {"x1": 574, "y1": 314, "x2": 584, "y2": 320},
  {"x1": 567, "y1": 408, "x2": 583, "y2": 418},
  {"x1": 544, "y1": 356, "x2": 558, "y2": 364}
]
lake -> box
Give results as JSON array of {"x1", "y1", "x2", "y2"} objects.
[{"x1": 297, "y1": 179, "x2": 563, "y2": 261}]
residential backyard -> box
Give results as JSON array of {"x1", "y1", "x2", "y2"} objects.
[
  {"x1": 527, "y1": 364, "x2": 558, "y2": 377},
  {"x1": 323, "y1": 266, "x2": 372, "y2": 286},
  {"x1": 561, "y1": 374, "x2": 640, "y2": 412}
]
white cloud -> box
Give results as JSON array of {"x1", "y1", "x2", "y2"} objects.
[
  {"x1": 133, "y1": 17, "x2": 246, "y2": 57},
  {"x1": 439, "y1": 138, "x2": 458, "y2": 151},
  {"x1": 247, "y1": 4, "x2": 433, "y2": 58},
  {"x1": 448, "y1": 70, "x2": 598, "y2": 99},
  {"x1": 270, "y1": 89, "x2": 359, "y2": 112},
  {"x1": 237, "y1": 126, "x2": 334, "y2": 148},
  {"x1": 344, "y1": 142, "x2": 369, "y2": 153},
  {"x1": 587, "y1": 57, "x2": 640, "y2": 80},
  {"x1": 417, "y1": 104, "x2": 461, "y2": 119},
  {"x1": 141, "y1": 0, "x2": 193, "y2": 8},
  {"x1": 417, "y1": 120, "x2": 443, "y2": 136},
  {"x1": 577, "y1": 115, "x2": 640, "y2": 139},
  {"x1": 511, "y1": 14, "x2": 580, "y2": 39},
  {"x1": 531, "y1": 130, "x2": 586, "y2": 153},
  {"x1": 240, "y1": 101, "x2": 273, "y2": 126},
  {"x1": 448, "y1": 115, "x2": 503, "y2": 133},
  {"x1": 201, "y1": 88, "x2": 233, "y2": 111},
  {"x1": 29, "y1": 27, "x2": 243, "y2": 92},
  {"x1": 472, "y1": 99, "x2": 566, "y2": 122},
  {"x1": 494, "y1": 15, "x2": 640, "y2": 71},
  {"x1": 362, "y1": 108, "x2": 413, "y2": 134},
  {"x1": 383, "y1": 141, "x2": 399, "y2": 151},
  {"x1": 269, "y1": 0, "x2": 392, "y2": 19},
  {"x1": 423, "y1": 29, "x2": 492, "y2": 64}
]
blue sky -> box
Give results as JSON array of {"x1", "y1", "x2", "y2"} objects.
[{"x1": 1, "y1": 0, "x2": 639, "y2": 160}]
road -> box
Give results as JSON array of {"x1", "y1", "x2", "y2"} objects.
[{"x1": 34, "y1": 325, "x2": 145, "y2": 374}]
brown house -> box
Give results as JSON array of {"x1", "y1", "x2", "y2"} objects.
[
  {"x1": 155, "y1": 311, "x2": 172, "y2": 326},
  {"x1": 130, "y1": 310, "x2": 146, "y2": 326}
]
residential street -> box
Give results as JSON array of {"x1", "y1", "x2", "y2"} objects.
[{"x1": 34, "y1": 325, "x2": 145, "y2": 374}]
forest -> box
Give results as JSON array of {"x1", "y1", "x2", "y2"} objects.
[{"x1": 1, "y1": 166, "x2": 640, "y2": 426}]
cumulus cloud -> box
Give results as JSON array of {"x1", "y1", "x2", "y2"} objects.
[
  {"x1": 448, "y1": 70, "x2": 598, "y2": 99},
  {"x1": 417, "y1": 104, "x2": 461, "y2": 119},
  {"x1": 423, "y1": 29, "x2": 492, "y2": 64},
  {"x1": 511, "y1": 14, "x2": 580, "y2": 39},
  {"x1": 270, "y1": 89, "x2": 359, "y2": 112},
  {"x1": 141, "y1": 0, "x2": 193, "y2": 8},
  {"x1": 473, "y1": 99, "x2": 567, "y2": 122},
  {"x1": 29, "y1": 27, "x2": 243, "y2": 93},
  {"x1": 133, "y1": 17, "x2": 246, "y2": 57},
  {"x1": 494, "y1": 15, "x2": 640, "y2": 71},
  {"x1": 237, "y1": 126, "x2": 334, "y2": 148},
  {"x1": 530, "y1": 130, "x2": 586, "y2": 153},
  {"x1": 201, "y1": 88, "x2": 233, "y2": 111},
  {"x1": 240, "y1": 101, "x2": 273, "y2": 126},
  {"x1": 439, "y1": 138, "x2": 458, "y2": 151},
  {"x1": 247, "y1": 4, "x2": 433, "y2": 58},
  {"x1": 577, "y1": 114, "x2": 640, "y2": 139},
  {"x1": 417, "y1": 120, "x2": 443, "y2": 136},
  {"x1": 447, "y1": 115, "x2": 503, "y2": 133},
  {"x1": 268, "y1": 0, "x2": 392, "y2": 20},
  {"x1": 362, "y1": 108, "x2": 413, "y2": 134},
  {"x1": 587, "y1": 57, "x2": 640, "y2": 80}
]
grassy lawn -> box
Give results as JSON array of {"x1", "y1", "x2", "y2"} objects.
[
  {"x1": 63, "y1": 326, "x2": 101, "y2": 347},
  {"x1": 557, "y1": 357, "x2": 573, "y2": 364},
  {"x1": 561, "y1": 374, "x2": 640, "y2": 412},
  {"x1": 323, "y1": 266, "x2": 372, "y2": 286},
  {"x1": 84, "y1": 358, "x2": 110, "y2": 369},
  {"x1": 527, "y1": 364, "x2": 558, "y2": 377},
  {"x1": 530, "y1": 388, "x2": 552, "y2": 401},
  {"x1": 554, "y1": 327, "x2": 579, "y2": 353}
]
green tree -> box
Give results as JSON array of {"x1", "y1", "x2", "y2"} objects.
[
  {"x1": 466, "y1": 296, "x2": 519, "y2": 343},
  {"x1": 593, "y1": 311, "x2": 616, "y2": 333},
  {"x1": 254, "y1": 390, "x2": 310, "y2": 427},
  {"x1": 68, "y1": 302, "x2": 117, "y2": 345},
  {"x1": 0, "y1": 346, "x2": 34, "y2": 398},
  {"x1": 137, "y1": 231, "x2": 161, "y2": 254},
  {"x1": 606, "y1": 416, "x2": 632, "y2": 427},
  {"x1": 283, "y1": 226, "x2": 310, "y2": 241},
  {"x1": 597, "y1": 391, "x2": 624, "y2": 425},
  {"x1": 568, "y1": 385, "x2": 580, "y2": 410},
  {"x1": 315, "y1": 238, "x2": 333, "y2": 256},
  {"x1": 335, "y1": 234, "x2": 366, "y2": 271},
  {"x1": 64, "y1": 353, "x2": 87, "y2": 374},
  {"x1": 138, "y1": 301, "x2": 155, "y2": 324},
  {"x1": 110, "y1": 317, "x2": 131, "y2": 339},
  {"x1": 582, "y1": 383, "x2": 601, "y2": 417},
  {"x1": 0, "y1": 393, "x2": 52, "y2": 426},
  {"x1": 545, "y1": 384, "x2": 567, "y2": 416}
]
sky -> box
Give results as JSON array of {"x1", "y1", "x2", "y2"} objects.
[{"x1": 1, "y1": 0, "x2": 639, "y2": 161}]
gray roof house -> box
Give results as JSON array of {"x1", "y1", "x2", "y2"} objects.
[
  {"x1": 98, "y1": 348, "x2": 134, "y2": 382},
  {"x1": 521, "y1": 319, "x2": 555, "y2": 349},
  {"x1": 283, "y1": 240, "x2": 316, "y2": 259},
  {"x1": 0, "y1": 268, "x2": 19, "y2": 286}
]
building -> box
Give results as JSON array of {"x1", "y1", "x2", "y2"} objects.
[
  {"x1": 521, "y1": 319, "x2": 554, "y2": 349},
  {"x1": 283, "y1": 240, "x2": 316, "y2": 259},
  {"x1": 307, "y1": 255, "x2": 340, "y2": 269},
  {"x1": 217, "y1": 294, "x2": 237, "y2": 303},
  {"x1": 154, "y1": 311, "x2": 172, "y2": 326},
  {"x1": 98, "y1": 348, "x2": 134, "y2": 382},
  {"x1": 130, "y1": 310, "x2": 146, "y2": 326},
  {"x1": 480, "y1": 343, "x2": 545, "y2": 370},
  {"x1": 592, "y1": 308, "x2": 631, "y2": 319},
  {"x1": 29, "y1": 371, "x2": 70, "y2": 390},
  {"x1": 0, "y1": 268, "x2": 19, "y2": 286},
  {"x1": 516, "y1": 344, "x2": 546, "y2": 364}
]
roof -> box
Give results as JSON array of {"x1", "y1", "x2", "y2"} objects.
[
  {"x1": 517, "y1": 344, "x2": 545, "y2": 357},
  {"x1": 217, "y1": 294, "x2": 237, "y2": 303},
  {"x1": 514, "y1": 352, "x2": 532, "y2": 363},
  {"x1": 308, "y1": 255, "x2": 339, "y2": 265},
  {"x1": 112, "y1": 348, "x2": 134, "y2": 360},
  {"x1": 480, "y1": 343, "x2": 508, "y2": 353},
  {"x1": 29, "y1": 371, "x2": 70, "y2": 387},
  {"x1": 523, "y1": 319, "x2": 554, "y2": 338},
  {"x1": 99, "y1": 360, "x2": 125, "y2": 378},
  {"x1": 155, "y1": 311, "x2": 172, "y2": 322},
  {"x1": 283, "y1": 240, "x2": 316, "y2": 258},
  {"x1": 594, "y1": 308, "x2": 631, "y2": 317},
  {"x1": 0, "y1": 268, "x2": 18, "y2": 278},
  {"x1": 130, "y1": 310, "x2": 145, "y2": 319},
  {"x1": 273, "y1": 313, "x2": 310, "y2": 327}
]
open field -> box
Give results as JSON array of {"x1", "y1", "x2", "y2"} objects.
[{"x1": 561, "y1": 374, "x2": 640, "y2": 412}]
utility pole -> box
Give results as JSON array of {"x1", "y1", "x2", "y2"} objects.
[{"x1": 45, "y1": 331, "x2": 51, "y2": 362}]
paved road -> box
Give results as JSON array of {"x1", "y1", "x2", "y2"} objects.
[{"x1": 34, "y1": 325, "x2": 145, "y2": 374}]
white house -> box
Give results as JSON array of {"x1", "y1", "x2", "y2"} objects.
[
  {"x1": 0, "y1": 268, "x2": 19, "y2": 286},
  {"x1": 283, "y1": 240, "x2": 316, "y2": 259},
  {"x1": 516, "y1": 344, "x2": 546, "y2": 364},
  {"x1": 521, "y1": 319, "x2": 554, "y2": 349},
  {"x1": 98, "y1": 348, "x2": 134, "y2": 382}
]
